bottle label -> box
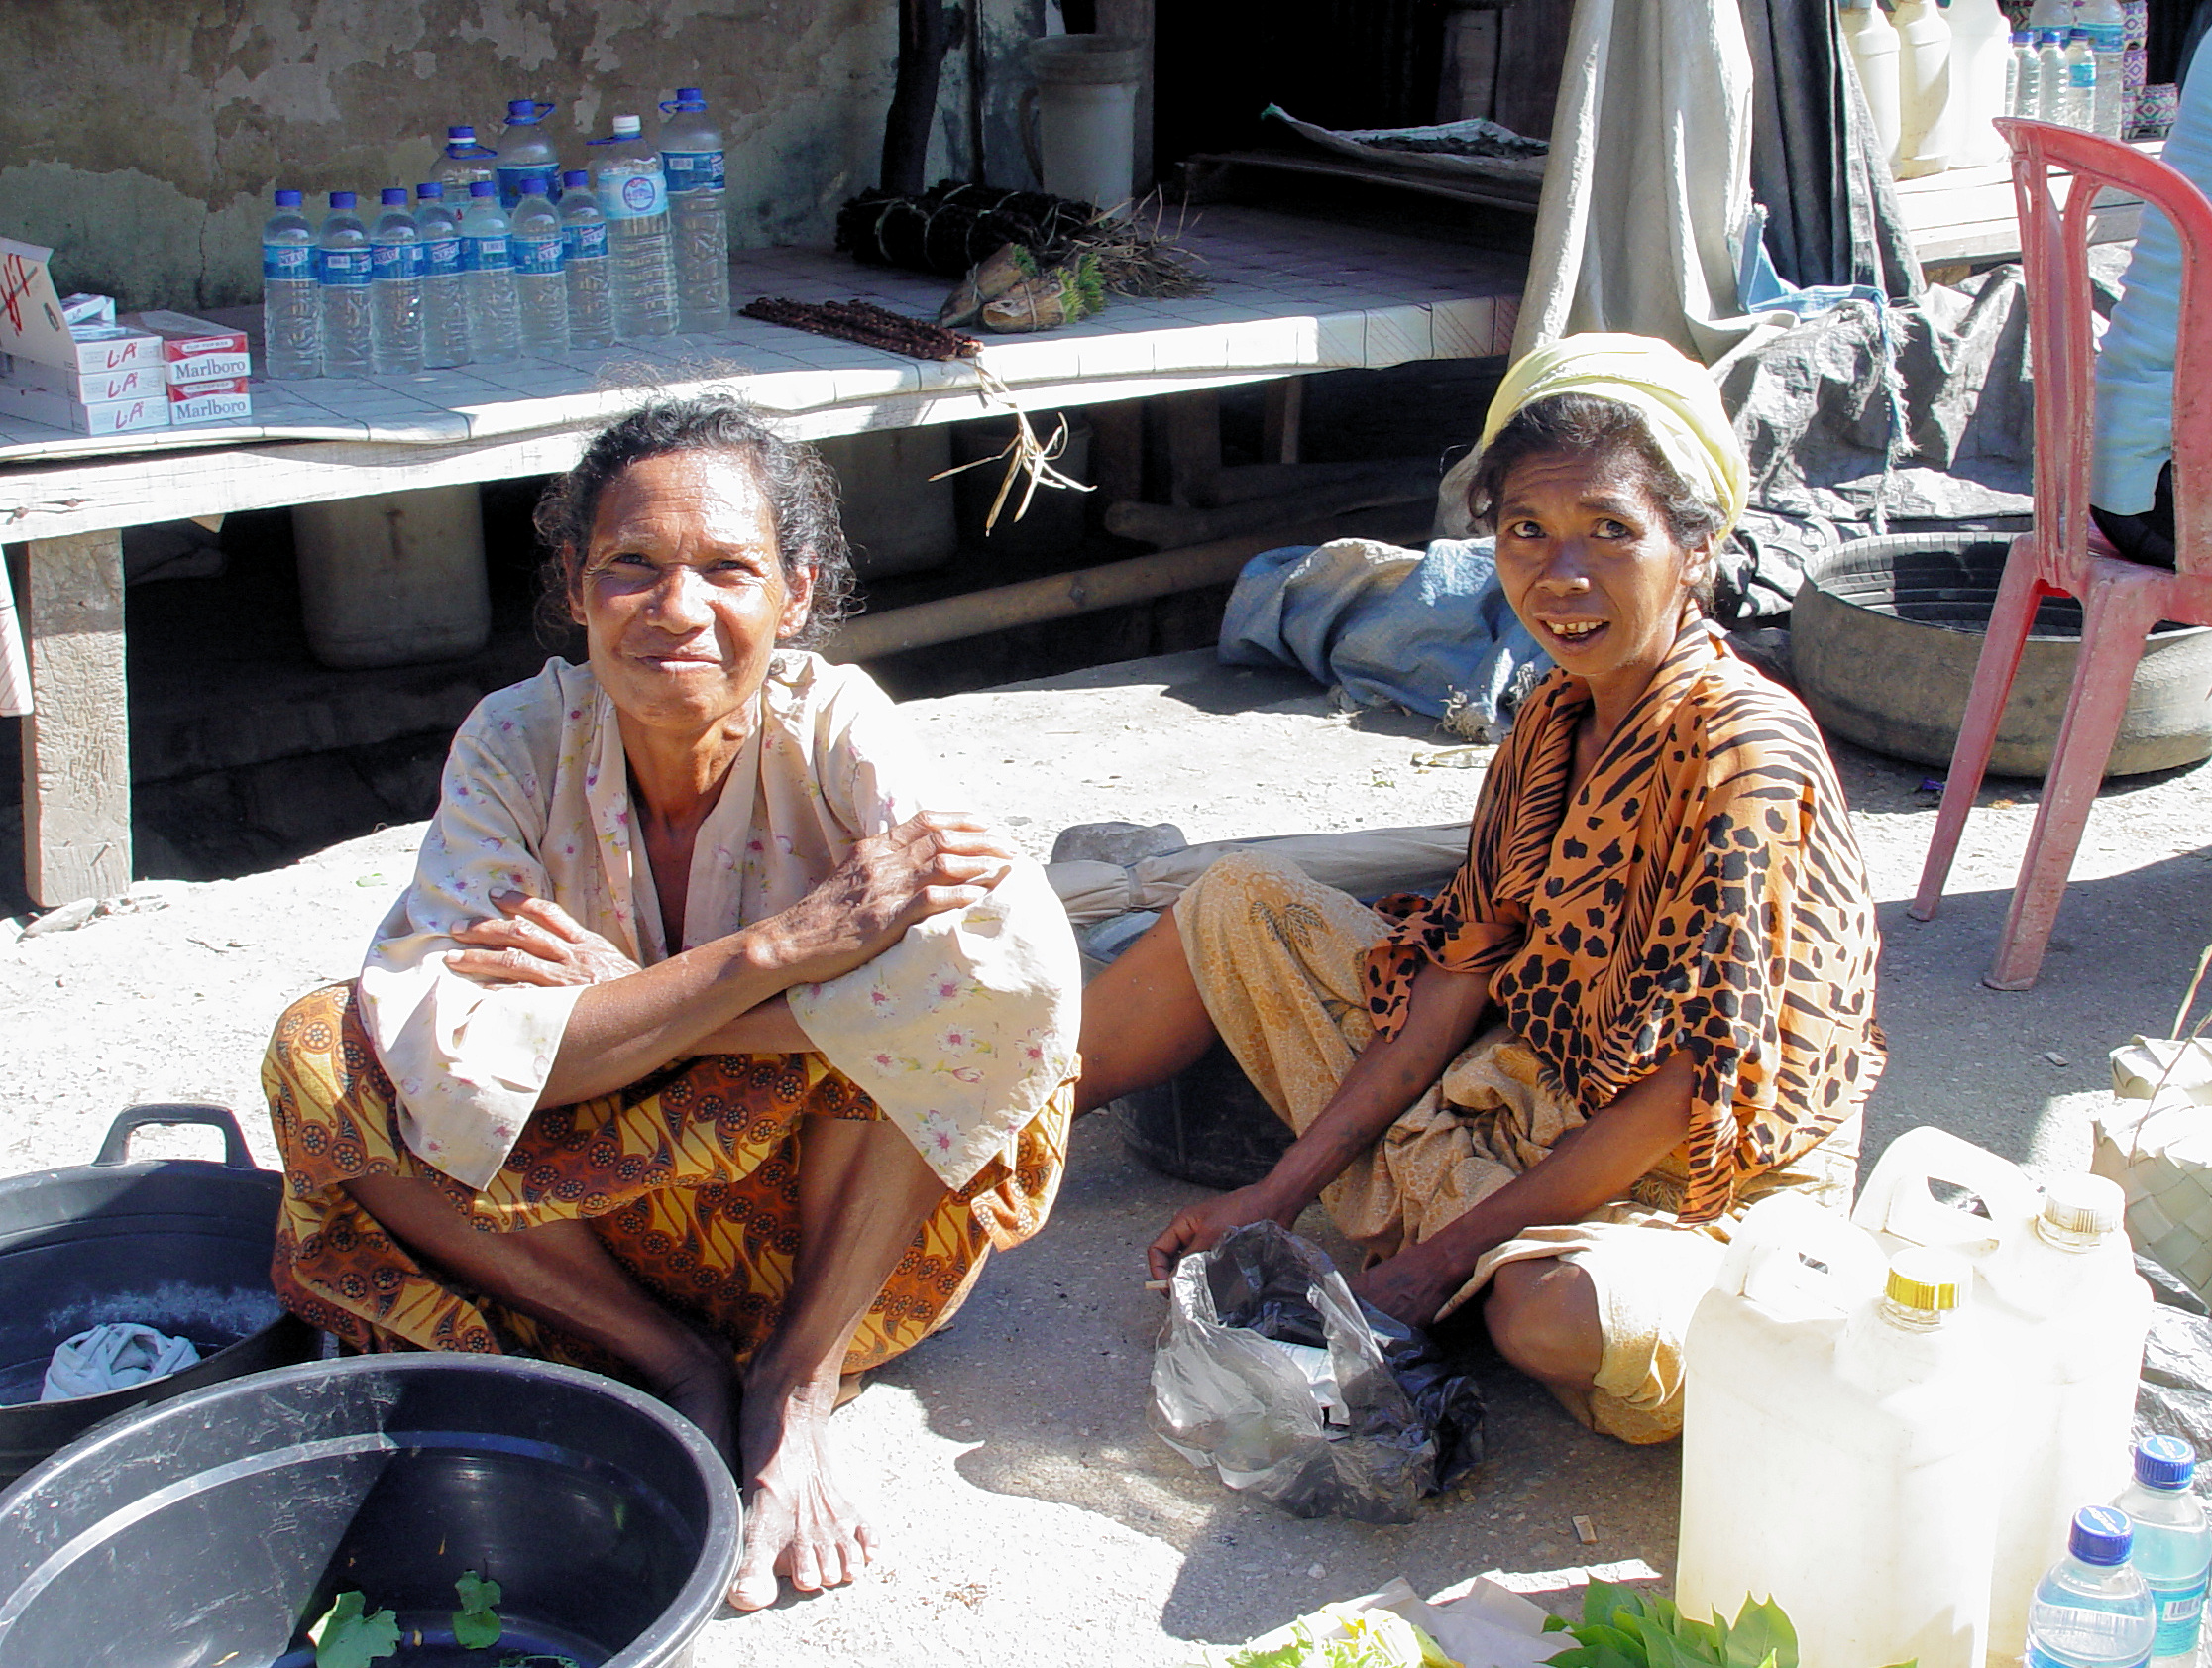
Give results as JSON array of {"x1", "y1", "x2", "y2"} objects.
[
  {"x1": 263, "y1": 242, "x2": 314, "y2": 282},
  {"x1": 563, "y1": 221, "x2": 608, "y2": 262},
  {"x1": 2071, "y1": 58, "x2": 2098, "y2": 85},
  {"x1": 422, "y1": 237, "x2": 463, "y2": 278},
  {"x1": 512, "y1": 234, "x2": 564, "y2": 277},
  {"x1": 2148, "y1": 1572, "x2": 2208, "y2": 1659},
  {"x1": 2086, "y1": 22, "x2": 2125, "y2": 48},
  {"x1": 370, "y1": 243, "x2": 415, "y2": 281},
  {"x1": 461, "y1": 235, "x2": 511, "y2": 274},
  {"x1": 2029, "y1": 1648, "x2": 2147, "y2": 1668},
  {"x1": 319, "y1": 249, "x2": 372, "y2": 288},
  {"x1": 662, "y1": 149, "x2": 726, "y2": 194},
  {"x1": 598, "y1": 167, "x2": 668, "y2": 221}
]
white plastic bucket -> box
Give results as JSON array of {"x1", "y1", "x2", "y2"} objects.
[
  {"x1": 291, "y1": 485, "x2": 490, "y2": 670},
  {"x1": 1025, "y1": 36, "x2": 1144, "y2": 213}
]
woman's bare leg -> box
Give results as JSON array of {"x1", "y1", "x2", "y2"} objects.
[
  {"x1": 1483, "y1": 1255, "x2": 1604, "y2": 1403},
  {"x1": 1073, "y1": 905, "x2": 1218, "y2": 1113},
  {"x1": 728, "y1": 1113, "x2": 948, "y2": 1612},
  {"x1": 343, "y1": 1174, "x2": 735, "y2": 1454}
]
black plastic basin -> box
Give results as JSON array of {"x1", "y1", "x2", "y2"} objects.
[{"x1": 0, "y1": 1354, "x2": 740, "y2": 1668}]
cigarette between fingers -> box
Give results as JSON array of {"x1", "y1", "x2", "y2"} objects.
[{"x1": 1144, "y1": 1279, "x2": 1170, "y2": 1291}]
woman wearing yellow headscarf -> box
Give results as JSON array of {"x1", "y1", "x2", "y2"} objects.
[{"x1": 1078, "y1": 334, "x2": 1882, "y2": 1443}]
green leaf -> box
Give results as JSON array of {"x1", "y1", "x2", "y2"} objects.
[
  {"x1": 1874, "y1": 1660, "x2": 1918, "y2": 1668},
  {"x1": 1228, "y1": 1620, "x2": 1317, "y2": 1668},
  {"x1": 1586, "y1": 1582, "x2": 1648, "y2": 1631},
  {"x1": 309, "y1": 1592, "x2": 401, "y2": 1668},
  {"x1": 454, "y1": 1569, "x2": 503, "y2": 1651},
  {"x1": 1723, "y1": 1599, "x2": 1798, "y2": 1668}
]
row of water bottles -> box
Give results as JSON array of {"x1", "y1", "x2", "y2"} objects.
[
  {"x1": 260, "y1": 92, "x2": 726, "y2": 380},
  {"x1": 2025, "y1": 1442, "x2": 2209, "y2": 1668},
  {"x1": 2007, "y1": 22, "x2": 2130, "y2": 139}
]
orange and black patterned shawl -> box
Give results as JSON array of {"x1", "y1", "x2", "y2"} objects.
[{"x1": 1363, "y1": 623, "x2": 1884, "y2": 1225}]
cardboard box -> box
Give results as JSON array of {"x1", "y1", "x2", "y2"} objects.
[
  {"x1": 0, "y1": 379, "x2": 170, "y2": 435},
  {"x1": 167, "y1": 377, "x2": 252, "y2": 426},
  {"x1": 123, "y1": 309, "x2": 253, "y2": 383},
  {"x1": 0, "y1": 354, "x2": 167, "y2": 405},
  {"x1": 0, "y1": 243, "x2": 164, "y2": 374}
]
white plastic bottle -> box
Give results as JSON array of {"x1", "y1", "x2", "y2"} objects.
[
  {"x1": 659, "y1": 87, "x2": 729, "y2": 333},
  {"x1": 2078, "y1": 0, "x2": 2129, "y2": 136},
  {"x1": 508, "y1": 175, "x2": 569, "y2": 358},
  {"x1": 1843, "y1": 0, "x2": 1907, "y2": 172},
  {"x1": 261, "y1": 188, "x2": 320, "y2": 381},
  {"x1": 2040, "y1": 30, "x2": 2074, "y2": 119},
  {"x1": 589, "y1": 114, "x2": 676, "y2": 342},
  {"x1": 2011, "y1": 32, "x2": 2039, "y2": 115},
  {"x1": 2030, "y1": 0, "x2": 2080, "y2": 28},
  {"x1": 2026, "y1": 1507, "x2": 2158, "y2": 1668},
  {"x1": 2063, "y1": 30, "x2": 2099, "y2": 127},
  {"x1": 1949, "y1": 0, "x2": 2020, "y2": 163},
  {"x1": 369, "y1": 187, "x2": 423, "y2": 376},
  {"x1": 434, "y1": 126, "x2": 498, "y2": 197},
  {"x1": 458, "y1": 180, "x2": 520, "y2": 365},
  {"x1": 1679, "y1": 1198, "x2": 1997, "y2": 1668},
  {"x1": 2114, "y1": 1438, "x2": 2212, "y2": 1668},
  {"x1": 317, "y1": 190, "x2": 373, "y2": 378},
  {"x1": 1896, "y1": 0, "x2": 1958, "y2": 175},
  {"x1": 414, "y1": 184, "x2": 471, "y2": 370},
  {"x1": 495, "y1": 100, "x2": 561, "y2": 211},
  {"x1": 557, "y1": 169, "x2": 615, "y2": 350}
]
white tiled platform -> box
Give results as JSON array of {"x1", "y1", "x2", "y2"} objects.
[{"x1": 0, "y1": 208, "x2": 1522, "y2": 485}]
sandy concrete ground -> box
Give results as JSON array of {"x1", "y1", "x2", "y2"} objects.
[{"x1": 5, "y1": 647, "x2": 2210, "y2": 1664}]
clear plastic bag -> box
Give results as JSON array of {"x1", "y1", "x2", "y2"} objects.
[{"x1": 1147, "y1": 1220, "x2": 1485, "y2": 1523}]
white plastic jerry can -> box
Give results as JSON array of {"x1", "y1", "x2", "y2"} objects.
[
  {"x1": 1679, "y1": 1193, "x2": 2001, "y2": 1668},
  {"x1": 1852, "y1": 1128, "x2": 2152, "y2": 1668}
]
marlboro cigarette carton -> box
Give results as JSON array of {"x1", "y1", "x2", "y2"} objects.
[
  {"x1": 167, "y1": 376, "x2": 252, "y2": 425},
  {"x1": 0, "y1": 379, "x2": 169, "y2": 435},
  {"x1": 0, "y1": 354, "x2": 167, "y2": 405},
  {"x1": 122, "y1": 310, "x2": 254, "y2": 384}
]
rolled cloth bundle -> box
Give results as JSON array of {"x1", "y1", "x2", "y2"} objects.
[{"x1": 1476, "y1": 332, "x2": 1749, "y2": 537}]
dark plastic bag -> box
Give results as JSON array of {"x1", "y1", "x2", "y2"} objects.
[{"x1": 1147, "y1": 1220, "x2": 1485, "y2": 1523}]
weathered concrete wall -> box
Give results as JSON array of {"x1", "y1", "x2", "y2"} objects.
[{"x1": 0, "y1": 0, "x2": 1049, "y2": 311}]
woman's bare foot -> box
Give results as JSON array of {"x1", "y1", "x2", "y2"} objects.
[{"x1": 726, "y1": 1366, "x2": 875, "y2": 1611}]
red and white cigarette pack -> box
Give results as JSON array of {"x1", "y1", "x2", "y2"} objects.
[
  {"x1": 167, "y1": 375, "x2": 252, "y2": 426},
  {"x1": 121, "y1": 310, "x2": 254, "y2": 384}
]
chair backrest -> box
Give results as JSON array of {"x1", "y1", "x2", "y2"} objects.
[{"x1": 1999, "y1": 117, "x2": 2212, "y2": 580}]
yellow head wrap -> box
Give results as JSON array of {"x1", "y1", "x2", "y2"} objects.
[{"x1": 1476, "y1": 333, "x2": 1748, "y2": 539}]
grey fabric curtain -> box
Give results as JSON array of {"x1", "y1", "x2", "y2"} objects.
[{"x1": 1741, "y1": 0, "x2": 1923, "y2": 299}]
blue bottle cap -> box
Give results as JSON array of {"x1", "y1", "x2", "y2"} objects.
[
  {"x1": 519, "y1": 176, "x2": 548, "y2": 197},
  {"x1": 507, "y1": 99, "x2": 536, "y2": 119},
  {"x1": 275, "y1": 188, "x2": 302, "y2": 207},
  {"x1": 2071, "y1": 1505, "x2": 2136, "y2": 1567},
  {"x1": 469, "y1": 180, "x2": 497, "y2": 198},
  {"x1": 2137, "y1": 1435, "x2": 2197, "y2": 1489},
  {"x1": 661, "y1": 87, "x2": 708, "y2": 114},
  {"x1": 416, "y1": 182, "x2": 443, "y2": 199},
  {"x1": 561, "y1": 169, "x2": 589, "y2": 189},
  {"x1": 448, "y1": 125, "x2": 475, "y2": 141},
  {"x1": 330, "y1": 190, "x2": 357, "y2": 209},
  {"x1": 381, "y1": 187, "x2": 408, "y2": 206}
]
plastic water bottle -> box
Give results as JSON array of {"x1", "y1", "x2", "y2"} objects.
[
  {"x1": 2115, "y1": 1438, "x2": 2212, "y2": 1668},
  {"x1": 558, "y1": 169, "x2": 615, "y2": 350},
  {"x1": 414, "y1": 184, "x2": 471, "y2": 370},
  {"x1": 2030, "y1": 0, "x2": 2079, "y2": 28},
  {"x1": 2079, "y1": 0, "x2": 2129, "y2": 136},
  {"x1": 589, "y1": 114, "x2": 675, "y2": 341},
  {"x1": 659, "y1": 88, "x2": 728, "y2": 333},
  {"x1": 2025, "y1": 1507, "x2": 2157, "y2": 1668},
  {"x1": 2039, "y1": 31, "x2": 2073, "y2": 120},
  {"x1": 509, "y1": 176, "x2": 569, "y2": 358},
  {"x1": 495, "y1": 100, "x2": 561, "y2": 211},
  {"x1": 2062, "y1": 30, "x2": 2098, "y2": 125},
  {"x1": 317, "y1": 190, "x2": 373, "y2": 378},
  {"x1": 370, "y1": 188, "x2": 423, "y2": 376},
  {"x1": 2011, "y1": 32, "x2": 2038, "y2": 114},
  {"x1": 459, "y1": 181, "x2": 520, "y2": 364},
  {"x1": 433, "y1": 126, "x2": 498, "y2": 196},
  {"x1": 261, "y1": 189, "x2": 320, "y2": 380}
]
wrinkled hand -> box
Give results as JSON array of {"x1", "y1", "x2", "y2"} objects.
[
  {"x1": 1346, "y1": 1245, "x2": 1459, "y2": 1330},
  {"x1": 1147, "y1": 1181, "x2": 1303, "y2": 1282},
  {"x1": 769, "y1": 811, "x2": 1015, "y2": 987},
  {"x1": 447, "y1": 891, "x2": 643, "y2": 987}
]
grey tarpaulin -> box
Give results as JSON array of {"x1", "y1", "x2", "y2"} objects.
[
  {"x1": 1740, "y1": 0, "x2": 1922, "y2": 299},
  {"x1": 1217, "y1": 538, "x2": 1550, "y2": 729}
]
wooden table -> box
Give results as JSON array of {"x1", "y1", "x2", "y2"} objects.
[
  {"x1": 1892, "y1": 138, "x2": 2166, "y2": 269},
  {"x1": 1, "y1": 207, "x2": 1524, "y2": 906}
]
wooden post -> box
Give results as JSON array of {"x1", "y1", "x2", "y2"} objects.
[
  {"x1": 1163, "y1": 388, "x2": 1221, "y2": 508},
  {"x1": 18, "y1": 530, "x2": 131, "y2": 906},
  {"x1": 1088, "y1": 398, "x2": 1146, "y2": 503},
  {"x1": 1263, "y1": 376, "x2": 1305, "y2": 466}
]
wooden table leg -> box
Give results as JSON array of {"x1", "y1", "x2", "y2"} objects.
[
  {"x1": 1263, "y1": 376, "x2": 1305, "y2": 466},
  {"x1": 18, "y1": 530, "x2": 131, "y2": 906},
  {"x1": 1163, "y1": 388, "x2": 1221, "y2": 508}
]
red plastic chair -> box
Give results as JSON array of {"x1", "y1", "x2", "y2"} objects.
[{"x1": 1912, "y1": 118, "x2": 2212, "y2": 989}]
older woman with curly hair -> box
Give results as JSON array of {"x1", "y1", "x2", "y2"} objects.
[
  {"x1": 261, "y1": 395, "x2": 1079, "y2": 1610},
  {"x1": 1079, "y1": 334, "x2": 1884, "y2": 1446}
]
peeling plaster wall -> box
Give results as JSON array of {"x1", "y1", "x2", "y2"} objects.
[{"x1": 0, "y1": 0, "x2": 1049, "y2": 311}]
